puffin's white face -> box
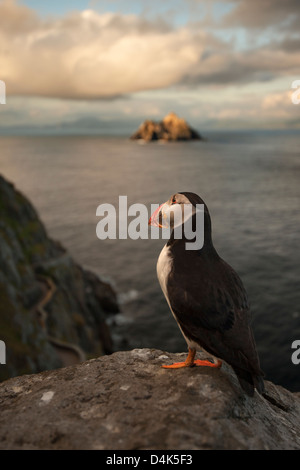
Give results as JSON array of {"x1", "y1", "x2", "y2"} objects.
[{"x1": 149, "y1": 193, "x2": 198, "y2": 229}]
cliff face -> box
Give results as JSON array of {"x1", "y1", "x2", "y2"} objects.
[
  {"x1": 0, "y1": 349, "x2": 299, "y2": 450},
  {"x1": 0, "y1": 175, "x2": 119, "y2": 381},
  {"x1": 131, "y1": 112, "x2": 202, "y2": 142}
]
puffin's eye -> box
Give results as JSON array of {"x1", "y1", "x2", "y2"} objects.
[{"x1": 171, "y1": 196, "x2": 177, "y2": 205}]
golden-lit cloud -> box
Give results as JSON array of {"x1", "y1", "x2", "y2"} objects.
[
  {"x1": 0, "y1": 0, "x2": 299, "y2": 101},
  {"x1": 0, "y1": 2, "x2": 205, "y2": 99}
]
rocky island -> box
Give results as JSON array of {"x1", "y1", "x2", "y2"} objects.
[
  {"x1": 0, "y1": 175, "x2": 120, "y2": 382},
  {"x1": 130, "y1": 112, "x2": 202, "y2": 142}
]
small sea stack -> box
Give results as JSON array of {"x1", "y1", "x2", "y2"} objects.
[{"x1": 130, "y1": 112, "x2": 202, "y2": 142}]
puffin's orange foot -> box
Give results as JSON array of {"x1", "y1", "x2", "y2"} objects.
[
  {"x1": 161, "y1": 349, "x2": 222, "y2": 370},
  {"x1": 161, "y1": 358, "x2": 222, "y2": 369},
  {"x1": 161, "y1": 361, "x2": 194, "y2": 369},
  {"x1": 194, "y1": 359, "x2": 222, "y2": 368},
  {"x1": 161, "y1": 348, "x2": 196, "y2": 369}
]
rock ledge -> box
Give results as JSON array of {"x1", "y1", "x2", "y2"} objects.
[{"x1": 0, "y1": 349, "x2": 299, "y2": 450}]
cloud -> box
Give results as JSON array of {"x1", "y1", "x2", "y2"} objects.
[
  {"x1": 0, "y1": 2, "x2": 205, "y2": 99},
  {"x1": 0, "y1": 0, "x2": 299, "y2": 102},
  {"x1": 220, "y1": 0, "x2": 300, "y2": 30}
]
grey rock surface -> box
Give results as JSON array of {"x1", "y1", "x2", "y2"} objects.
[{"x1": 0, "y1": 349, "x2": 299, "y2": 450}]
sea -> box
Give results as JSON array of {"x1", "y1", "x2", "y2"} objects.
[{"x1": 0, "y1": 130, "x2": 299, "y2": 392}]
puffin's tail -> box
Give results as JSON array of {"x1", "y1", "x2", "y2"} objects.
[{"x1": 233, "y1": 367, "x2": 265, "y2": 397}]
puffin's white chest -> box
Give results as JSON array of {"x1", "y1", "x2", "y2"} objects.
[
  {"x1": 156, "y1": 244, "x2": 173, "y2": 300},
  {"x1": 156, "y1": 244, "x2": 207, "y2": 355}
]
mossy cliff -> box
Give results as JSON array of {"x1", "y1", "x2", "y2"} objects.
[{"x1": 0, "y1": 175, "x2": 119, "y2": 381}]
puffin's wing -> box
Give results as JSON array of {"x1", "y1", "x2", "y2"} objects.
[{"x1": 167, "y1": 260, "x2": 250, "y2": 334}]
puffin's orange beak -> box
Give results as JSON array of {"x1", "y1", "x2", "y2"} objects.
[{"x1": 148, "y1": 203, "x2": 165, "y2": 228}]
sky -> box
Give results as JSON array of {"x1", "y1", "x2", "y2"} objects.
[{"x1": 0, "y1": 0, "x2": 300, "y2": 133}]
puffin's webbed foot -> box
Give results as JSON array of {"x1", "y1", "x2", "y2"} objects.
[
  {"x1": 162, "y1": 361, "x2": 193, "y2": 369},
  {"x1": 161, "y1": 347, "x2": 196, "y2": 369},
  {"x1": 161, "y1": 348, "x2": 222, "y2": 369},
  {"x1": 194, "y1": 359, "x2": 222, "y2": 368}
]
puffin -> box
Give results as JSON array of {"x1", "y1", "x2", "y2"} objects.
[{"x1": 148, "y1": 192, "x2": 265, "y2": 396}]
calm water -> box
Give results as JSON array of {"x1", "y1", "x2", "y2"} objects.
[{"x1": 0, "y1": 131, "x2": 299, "y2": 391}]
